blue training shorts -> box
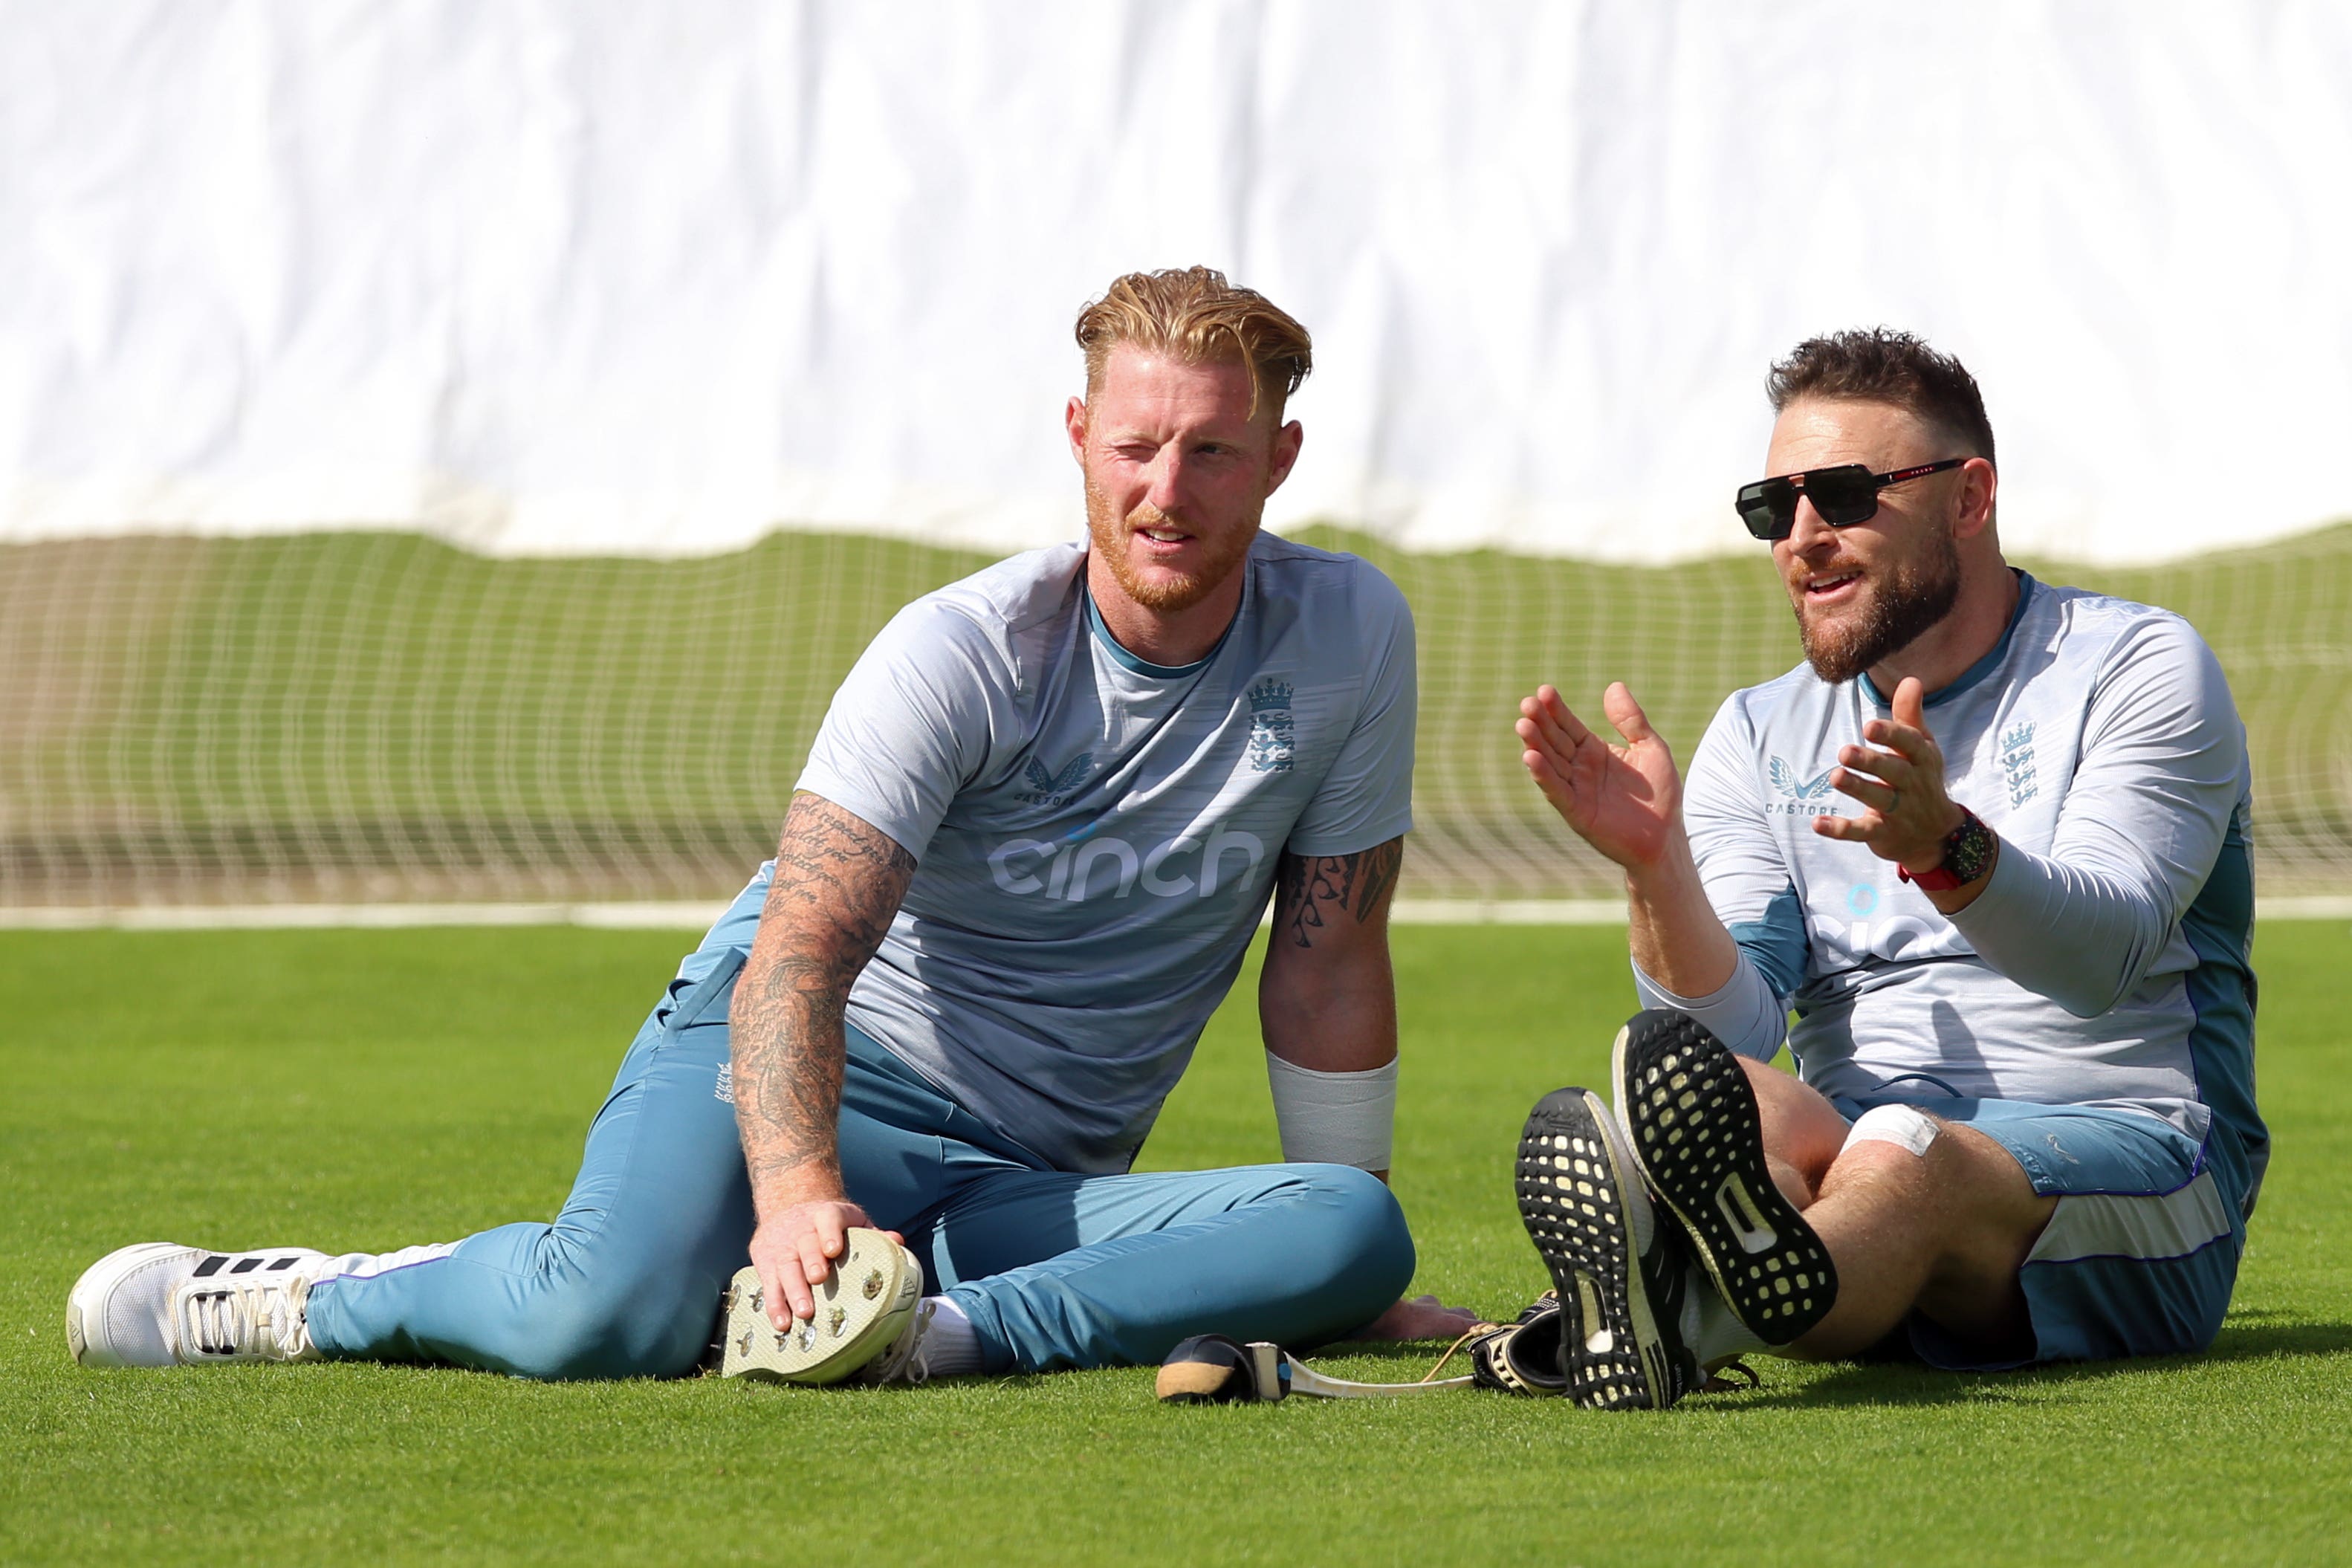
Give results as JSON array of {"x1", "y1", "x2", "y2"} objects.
[{"x1": 1832, "y1": 1092, "x2": 2246, "y2": 1370}]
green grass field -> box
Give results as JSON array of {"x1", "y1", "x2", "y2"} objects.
[{"x1": 5, "y1": 920, "x2": 2348, "y2": 1565}]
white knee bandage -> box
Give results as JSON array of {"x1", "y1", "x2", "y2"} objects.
[
  {"x1": 1843, "y1": 1104, "x2": 1940, "y2": 1158},
  {"x1": 1265, "y1": 1052, "x2": 1397, "y2": 1171}
]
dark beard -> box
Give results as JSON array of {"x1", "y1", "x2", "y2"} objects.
[{"x1": 1796, "y1": 526, "x2": 1962, "y2": 685}]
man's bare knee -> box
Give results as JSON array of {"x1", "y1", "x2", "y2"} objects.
[
  {"x1": 1822, "y1": 1115, "x2": 2021, "y2": 1217},
  {"x1": 1817, "y1": 1133, "x2": 1939, "y2": 1210},
  {"x1": 1820, "y1": 1121, "x2": 2054, "y2": 1292}
]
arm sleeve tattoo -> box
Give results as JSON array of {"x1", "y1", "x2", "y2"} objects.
[
  {"x1": 730, "y1": 792, "x2": 916, "y2": 1206},
  {"x1": 1270, "y1": 836, "x2": 1405, "y2": 950}
]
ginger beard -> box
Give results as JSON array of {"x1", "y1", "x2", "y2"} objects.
[
  {"x1": 1083, "y1": 474, "x2": 1262, "y2": 615},
  {"x1": 1790, "y1": 519, "x2": 1962, "y2": 685}
]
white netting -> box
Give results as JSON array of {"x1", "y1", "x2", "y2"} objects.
[
  {"x1": 3, "y1": 525, "x2": 2345, "y2": 907},
  {"x1": 4, "y1": 7, "x2": 2348, "y2": 906}
]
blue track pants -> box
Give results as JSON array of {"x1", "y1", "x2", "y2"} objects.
[{"x1": 304, "y1": 925, "x2": 1414, "y2": 1380}]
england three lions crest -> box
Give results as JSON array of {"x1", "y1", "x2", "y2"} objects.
[{"x1": 1246, "y1": 678, "x2": 1295, "y2": 773}]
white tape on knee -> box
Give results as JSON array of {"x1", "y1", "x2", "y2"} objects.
[{"x1": 1843, "y1": 1104, "x2": 1940, "y2": 1158}]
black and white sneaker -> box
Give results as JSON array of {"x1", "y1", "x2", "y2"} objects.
[
  {"x1": 1514, "y1": 1088, "x2": 1700, "y2": 1410},
  {"x1": 1613, "y1": 1009, "x2": 1837, "y2": 1344},
  {"x1": 1465, "y1": 1292, "x2": 1569, "y2": 1397}
]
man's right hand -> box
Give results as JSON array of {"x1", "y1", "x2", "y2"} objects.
[
  {"x1": 748, "y1": 1196, "x2": 906, "y2": 1329},
  {"x1": 1519, "y1": 681, "x2": 1740, "y2": 1000},
  {"x1": 1515, "y1": 682, "x2": 1683, "y2": 870},
  {"x1": 731, "y1": 793, "x2": 919, "y2": 1332}
]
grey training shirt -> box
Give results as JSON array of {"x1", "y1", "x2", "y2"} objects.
[
  {"x1": 797, "y1": 534, "x2": 1417, "y2": 1173},
  {"x1": 1637, "y1": 573, "x2": 2267, "y2": 1211}
]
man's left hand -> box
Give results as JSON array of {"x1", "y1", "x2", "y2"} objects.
[{"x1": 1815, "y1": 676, "x2": 1966, "y2": 872}]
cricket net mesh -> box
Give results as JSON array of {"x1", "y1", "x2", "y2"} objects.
[{"x1": 2, "y1": 523, "x2": 2348, "y2": 908}]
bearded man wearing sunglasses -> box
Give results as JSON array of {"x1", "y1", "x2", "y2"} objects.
[{"x1": 1500, "y1": 328, "x2": 2262, "y2": 1409}]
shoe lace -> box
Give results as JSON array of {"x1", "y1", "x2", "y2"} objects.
[
  {"x1": 179, "y1": 1275, "x2": 311, "y2": 1359},
  {"x1": 1420, "y1": 1323, "x2": 1497, "y2": 1384},
  {"x1": 1699, "y1": 1358, "x2": 1762, "y2": 1393},
  {"x1": 1424, "y1": 1289, "x2": 1557, "y2": 1383},
  {"x1": 858, "y1": 1299, "x2": 936, "y2": 1386}
]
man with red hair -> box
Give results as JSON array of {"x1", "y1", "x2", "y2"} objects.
[{"x1": 70, "y1": 268, "x2": 1470, "y2": 1384}]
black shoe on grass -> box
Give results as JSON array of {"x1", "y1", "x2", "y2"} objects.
[
  {"x1": 1465, "y1": 1292, "x2": 1569, "y2": 1397},
  {"x1": 1612, "y1": 1009, "x2": 1837, "y2": 1345},
  {"x1": 1514, "y1": 1087, "x2": 1700, "y2": 1410}
]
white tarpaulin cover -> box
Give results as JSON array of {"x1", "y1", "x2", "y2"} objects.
[{"x1": 4, "y1": 0, "x2": 2349, "y2": 563}]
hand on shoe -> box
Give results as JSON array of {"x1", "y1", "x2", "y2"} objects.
[
  {"x1": 1347, "y1": 1293, "x2": 1485, "y2": 1342},
  {"x1": 1515, "y1": 683, "x2": 1682, "y2": 871},
  {"x1": 748, "y1": 1199, "x2": 906, "y2": 1330}
]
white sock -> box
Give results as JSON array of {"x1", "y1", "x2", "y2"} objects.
[
  {"x1": 1679, "y1": 1266, "x2": 1768, "y2": 1366},
  {"x1": 916, "y1": 1295, "x2": 986, "y2": 1379}
]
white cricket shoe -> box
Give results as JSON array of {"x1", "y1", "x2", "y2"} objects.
[
  {"x1": 68, "y1": 1243, "x2": 330, "y2": 1368},
  {"x1": 718, "y1": 1228, "x2": 930, "y2": 1386}
]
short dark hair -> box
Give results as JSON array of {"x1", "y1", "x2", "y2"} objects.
[{"x1": 1766, "y1": 328, "x2": 1995, "y2": 469}]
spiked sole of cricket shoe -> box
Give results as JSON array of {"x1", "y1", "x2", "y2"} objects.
[
  {"x1": 718, "y1": 1229, "x2": 920, "y2": 1385},
  {"x1": 1613, "y1": 1011, "x2": 1836, "y2": 1344},
  {"x1": 1514, "y1": 1089, "x2": 1674, "y2": 1410}
]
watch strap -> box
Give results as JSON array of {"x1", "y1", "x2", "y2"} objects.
[{"x1": 1899, "y1": 806, "x2": 1995, "y2": 892}]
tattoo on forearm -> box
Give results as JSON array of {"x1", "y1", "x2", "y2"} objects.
[
  {"x1": 731, "y1": 793, "x2": 916, "y2": 1200},
  {"x1": 1272, "y1": 837, "x2": 1405, "y2": 949}
]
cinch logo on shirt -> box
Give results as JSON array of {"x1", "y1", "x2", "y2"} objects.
[
  {"x1": 986, "y1": 829, "x2": 1266, "y2": 901},
  {"x1": 1807, "y1": 906, "x2": 1951, "y2": 966},
  {"x1": 1766, "y1": 757, "x2": 1839, "y2": 817}
]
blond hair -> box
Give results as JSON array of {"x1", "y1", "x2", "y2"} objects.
[{"x1": 1075, "y1": 267, "x2": 1312, "y2": 420}]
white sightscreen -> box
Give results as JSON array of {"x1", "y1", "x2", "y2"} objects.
[{"x1": 4, "y1": 0, "x2": 2349, "y2": 566}]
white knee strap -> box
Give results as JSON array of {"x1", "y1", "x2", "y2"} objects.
[{"x1": 1842, "y1": 1104, "x2": 1940, "y2": 1158}]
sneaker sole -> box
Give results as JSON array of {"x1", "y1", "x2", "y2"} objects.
[
  {"x1": 1613, "y1": 1011, "x2": 1836, "y2": 1344},
  {"x1": 718, "y1": 1229, "x2": 919, "y2": 1385},
  {"x1": 1514, "y1": 1089, "x2": 1672, "y2": 1410}
]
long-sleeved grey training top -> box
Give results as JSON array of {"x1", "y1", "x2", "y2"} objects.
[{"x1": 1636, "y1": 571, "x2": 2267, "y2": 1214}]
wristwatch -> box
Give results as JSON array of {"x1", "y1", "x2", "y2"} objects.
[{"x1": 1899, "y1": 806, "x2": 1997, "y2": 892}]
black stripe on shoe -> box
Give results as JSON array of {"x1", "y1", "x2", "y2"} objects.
[
  {"x1": 1613, "y1": 1009, "x2": 1837, "y2": 1345},
  {"x1": 1514, "y1": 1087, "x2": 1695, "y2": 1410},
  {"x1": 192, "y1": 1255, "x2": 228, "y2": 1278}
]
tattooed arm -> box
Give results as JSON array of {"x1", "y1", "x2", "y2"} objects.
[
  {"x1": 1260, "y1": 835, "x2": 1472, "y2": 1341},
  {"x1": 1257, "y1": 834, "x2": 1406, "y2": 1144},
  {"x1": 734, "y1": 791, "x2": 917, "y2": 1329}
]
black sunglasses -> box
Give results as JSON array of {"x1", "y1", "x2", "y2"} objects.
[{"x1": 1735, "y1": 458, "x2": 1969, "y2": 541}]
